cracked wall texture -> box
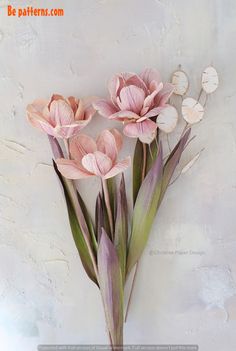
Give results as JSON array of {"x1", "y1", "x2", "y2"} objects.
[{"x1": 0, "y1": 0, "x2": 236, "y2": 350}]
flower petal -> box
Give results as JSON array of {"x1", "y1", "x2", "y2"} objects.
[
  {"x1": 110, "y1": 128, "x2": 123, "y2": 152},
  {"x1": 142, "y1": 106, "x2": 163, "y2": 119},
  {"x1": 108, "y1": 75, "x2": 121, "y2": 105},
  {"x1": 82, "y1": 151, "x2": 112, "y2": 177},
  {"x1": 123, "y1": 119, "x2": 157, "y2": 144},
  {"x1": 56, "y1": 158, "x2": 92, "y2": 179},
  {"x1": 117, "y1": 85, "x2": 145, "y2": 114},
  {"x1": 97, "y1": 129, "x2": 120, "y2": 162},
  {"x1": 140, "y1": 90, "x2": 159, "y2": 116},
  {"x1": 104, "y1": 157, "x2": 131, "y2": 179},
  {"x1": 55, "y1": 123, "x2": 88, "y2": 139},
  {"x1": 93, "y1": 99, "x2": 118, "y2": 118},
  {"x1": 140, "y1": 68, "x2": 162, "y2": 91},
  {"x1": 109, "y1": 110, "x2": 139, "y2": 121},
  {"x1": 67, "y1": 96, "x2": 79, "y2": 114},
  {"x1": 155, "y1": 83, "x2": 174, "y2": 106},
  {"x1": 156, "y1": 105, "x2": 178, "y2": 133},
  {"x1": 50, "y1": 100, "x2": 74, "y2": 126},
  {"x1": 70, "y1": 134, "x2": 97, "y2": 162}
]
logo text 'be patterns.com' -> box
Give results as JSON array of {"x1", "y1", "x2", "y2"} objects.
[{"x1": 7, "y1": 5, "x2": 64, "y2": 17}]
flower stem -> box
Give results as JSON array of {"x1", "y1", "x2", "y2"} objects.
[
  {"x1": 102, "y1": 178, "x2": 114, "y2": 239},
  {"x1": 125, "y1": 142, "x2": 147, "y2": 322}
]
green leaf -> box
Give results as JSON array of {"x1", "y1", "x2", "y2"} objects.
[
  {"x1": 106, "y1": 177, "x2": 116, "y2": 219},
  {"x1": 98, "y1": 229, "x2": 123, "y2": 347},
  {"x1": 77, "y1": 191, "x2": 97, "y2": 252},
  {"x1": 146, "y1": 138, "x2": 159, "y2": 174},
  {"x1": 114, "y1": 174, "x2": 128, "y2": 285},
  {"x1": 126, "y1": 144, "x2": 163, "y2": 276},
  {"x1": 53, "y1": 161, "x2": 98, "y2": 285},
  {"x1": 95, "y1": 192, "x2": 110, "y2": 242},
  {"x1": 133, "y1": 139, "x2": 143, "y2": 205}
]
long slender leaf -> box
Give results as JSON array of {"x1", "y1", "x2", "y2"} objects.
[
  {"x1": 114, "y1": 174, "x2": 128, "y2": 285},
  {"x1": 107, "y1": 177, "x2": 116, "y2": 220},
  {"x1": 132, "y1": 139, "x2": 143, "y2": 205},
  {"x1": 160, "y1": 129, "x2": 191, "y2": 200},
  {"x1": 53, "y1": 161, "x2": 98, "y2": 285},
  {"x1": 95, "y1": 192, "x2": 110, "y2": 243},
  {"x1": 126, "y1": 144, "x2": 163, "y2": 276},
  {"x1": 77, "y1": 191, "x2": 97, "y2": 252},
  {"x1": 146, "y1": 137, "x2": 158, "y2": 174},
  {"x1": 98, "y1": 229, "x2": 123, "y2": 347}
]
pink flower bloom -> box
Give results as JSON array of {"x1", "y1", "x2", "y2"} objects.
[
  {"x1": 56, "y1": 129, "x2": 131, "y2": 180},
  {"x1": 93, "y1": 69, "x2": 175, "y2": 144},
  {"x1": 27, "y1": 94, "x2": 95, "y2": 139}
]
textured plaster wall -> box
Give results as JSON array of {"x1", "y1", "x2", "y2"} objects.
[{"x1": 0, "y1": 0, "x2": 236, "y2": 350}]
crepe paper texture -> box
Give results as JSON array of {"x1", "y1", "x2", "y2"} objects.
[{"x1": 26, "y1": 66, "x2": 218, "y2": 349}]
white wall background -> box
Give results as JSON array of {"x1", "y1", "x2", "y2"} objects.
[{"x1": 0, "y1": 0, "x2": 236, "y2": 350}]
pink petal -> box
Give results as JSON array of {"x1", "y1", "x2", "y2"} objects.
[
  {"x1": 55, "y1": 124, "x2": 83, "y2": 139},
  {"x1": 117, "y1": 85, "x2": 145, "y2": 113},
  {"x1": 109, "y1": 110, "x2": 139, "y2": 121},
  {"x1": 93, "y1": 99, "x2": 118, "y2": 118},
  {"x1": 108, "y1": 75, "x2": 121, "y2": 104},
  {"x1": 49, "y1": 100, "x2": 74, "y2": 126},
  {"x1": 143, "y1": 106, "x2": 163, "y2": 119},
  {"x1": 56, "y1": 158, "x2": 92, "y2": 179},
  {"x1": 123, "y1": 119, "x2": 157, "y2": 144},
  {"x1": 110, "y1": 128, "x2": 123, "y2": 152},
  {"x1": 124, "y1": 73, "x2": 148, "y2": 93},
  {"x1": 67, "y1": 96, "x2": 79, "y2": 114},
  {"x1": 104, "y1": 157, "x2": 131, "y2": 179},
  {"x1": 112, "y1": 72, "x2": 148, "y2": 97},
  {"x1": 82, "y1": 151, "x2": 112, "y2": 177},
  {"x1": 84, "y1": 105, "x2": 96, "y2": 122},
  {"x1": 140, "y1": 90, "x2": 159, "y2": 116},
  {"x1": 96, "y1": 129, "x2": 119, "y2": 162},
  {"x1": 70, "y1": 134, "x2": 97, "y2": 162},
  {"x1": 140, "y1": 68, "x2": 162, "y2": 91},
  {"x1": 155, "y1": 83, "x2": 174, "y2": 106}
]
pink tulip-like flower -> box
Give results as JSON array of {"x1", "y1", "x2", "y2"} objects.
[
  {"x1": 56, "y1": 129, "x2": 131, "y2": 180},
  {"x1": 93, "y1": 68, "x2": 176, "y2": 143},
  {"x1": 27, "y1": 94, "x2": 95, "y2": 139}
]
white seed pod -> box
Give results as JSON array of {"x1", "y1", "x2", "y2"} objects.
[
  {"x1": 157, "y1": 105, "x2": 178, "y2": 133},
  {"x1": 202, "y1": 66, "x2": 219, "y2": 94},
  {"x1": 182, "y1": 97, "x2": 204, "y2": 124},
  {"x1": 171, "y1": 70, "x2": 189, "y2": 95}
]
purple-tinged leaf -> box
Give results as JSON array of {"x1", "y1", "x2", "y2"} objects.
[
  {"x1": 114, "y1": 174, "x2": 128, "y2": 284},
  {"x1": 126, "y1": 144, "x2": 163, "y2": 276},
  {"x1": 160, "y1": 129, "x2": 191, "y2": 200},
  {"x1": 98, "y1": 229, "x2": 123, "y2": 347}
]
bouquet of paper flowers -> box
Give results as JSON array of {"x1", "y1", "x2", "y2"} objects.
[{"x1": 27, "y1": 66, "x2": 218, "y2": 349}]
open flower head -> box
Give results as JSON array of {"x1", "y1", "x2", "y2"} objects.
[
  {"x1": 56, "y1": 129, "x2": 130, "y2": 180},
  {"x1": 93, "y1": 68, "x2": 176, "y2": 143},
  {"x1": 27, "y1": 94, "x2": 95, "y2": 139}
]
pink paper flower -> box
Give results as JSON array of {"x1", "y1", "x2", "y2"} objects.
[
  {"x1": 93, "y1": 69, "x2": 175, "y2": 144},
  {"x1": 27, "y1": 94, "x2": 95, "y2": 139},
  {"x1": 56, "y1": 129, "x2": 131, "y2": 180}
]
